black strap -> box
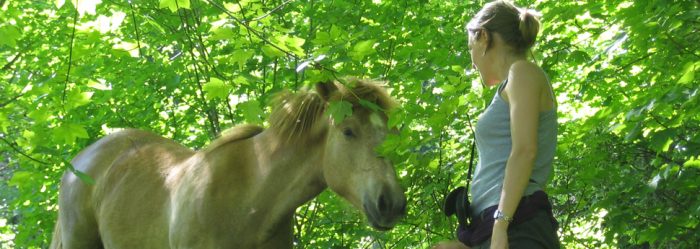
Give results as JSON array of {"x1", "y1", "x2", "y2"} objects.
[
  {"x1": 464, "y1": 111, "x2": 476, "y2": 193},
  {"x1": 442, "y1": 111, "x2": 477, "y2": 225}
]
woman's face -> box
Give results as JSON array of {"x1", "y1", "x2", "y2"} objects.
[{"x1": 467, "y1": 30, "x2": 499, "y2": 87}]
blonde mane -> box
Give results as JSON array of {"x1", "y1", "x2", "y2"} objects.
[
  {"x1": 202, "y1": 78, "x2": 396, "y2": 150},
  {"x1": 269, "y1": 78, "x2": 397, "y2": 143},
  {"x1": 204, "y1": 124, "x2": 264, "y2": 152}
]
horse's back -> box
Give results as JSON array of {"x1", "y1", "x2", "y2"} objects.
[{"x1": 58, "y1": 129, "x2": 193, "y2": 249}]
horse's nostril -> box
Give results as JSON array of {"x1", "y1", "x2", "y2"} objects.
[{"x1": 378, "y1": 194, "x2": 388, "y2": 214}]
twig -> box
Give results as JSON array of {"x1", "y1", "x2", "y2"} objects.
[
  {"x1": 109, "y1": 99, "x2": 137, "y2": 128},
  {"x1": 252, "y1": 0, "x2": 294, "y2": 21},
  {"x1": 234, "y1": 0, "x2": 255, "y2": 44},
  {"x1": 0, "y1": 136, "x2": 50, "y2": 165},
  {"x1": 0, "y1": 92, "x2": 24, "y2": 108},
  {"x1": 202, "y1": 0, "x2": 340, "y2": 77},
  {"x1": 1, "y1": 51, "x2": 22, "y2": 71},
  {"x1": 63, "y1": 0, "x2": 79, "y2": 108},
  {"x1": 128, "y1": 1, "x2": 143, "y2": 57},
  {"x1": 615, "y1": 53, "x2": 653, "y2": 74},
  {"x1": 176, "y1": 2, "x2": 220, "y2": 136},
  {"x1": 665, "y1": 32, "x2": 700, "y2": 60},
  {"x1": 190, "y1": 0, "x2": 228, "y2": 80}
]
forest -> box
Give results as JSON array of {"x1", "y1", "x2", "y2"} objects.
[{"x1": 1, "y1": 0, "x2": 698, "y2": 248}]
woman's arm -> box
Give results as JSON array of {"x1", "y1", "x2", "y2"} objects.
[{"x1": 491, "y1": 61, "x2": 547, "y2": 248}]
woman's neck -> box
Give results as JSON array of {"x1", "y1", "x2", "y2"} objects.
[{"x1": 493, "y1": 53, "x2": 527, "y2": 84}]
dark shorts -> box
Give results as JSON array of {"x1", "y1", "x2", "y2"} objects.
[{"x1": 470, "y1": 209, "x2": 560, "y2": 249}]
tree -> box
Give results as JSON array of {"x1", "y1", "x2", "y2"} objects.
[{"x1": 0, "y1": 0, "x2": 697, "y2": 248}]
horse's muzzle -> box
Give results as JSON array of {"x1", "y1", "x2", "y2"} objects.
[{"x1": 363, "y1": 190, "x2": 407, "y2": 231}]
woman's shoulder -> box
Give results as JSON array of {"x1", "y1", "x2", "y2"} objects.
[
  {"x1": 508, "y1": 60, "x2": 547, "y2": 86},
  {"x1": 502, "y1": 60, "x2": 548, "y2": 102}
]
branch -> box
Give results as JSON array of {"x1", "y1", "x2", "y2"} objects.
[
  {"x1": 0, "y1": 136, "x2": 50, "y2": 165},
  {"x1": 109, "y1": 99, "x2": 137, "y2": 128},
  {"x1": 189, "y1": 2, "x2": 229, "y2": 80},
  {"x1": 252, "y1": 0, "x2": 294, "y2": 21},
  {"x1": 615, "y1": 53, "x2": 653, "y2": 74},
  {"x1": 62, "y1": 1, "x2": 79, "y2": 107},
  {"x1": 176, "y1": 2, "x2": 220, "y2": 136},
  {"x1": 202, "y1": 0, "x2": 340, "y2": 77},
  {"x1": 0, "y1": 92, "x2": 24, "y2": 108},
  {"x1": 128, "y1": 1, "x2": 143, "y2": 57},
  {"x1": 1, "y1": 51, "x2": 22, "y2": 71},
  {"x1": 665, "y1": 32, "x2": 700, "y2": 60}
]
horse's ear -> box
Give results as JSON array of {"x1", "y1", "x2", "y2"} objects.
[{"x1": 315, "y1": 81, "x2": 337, "y2": 101}]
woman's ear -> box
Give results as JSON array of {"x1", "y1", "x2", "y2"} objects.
[
  {"x1": 476, "y1": 29, "x2": 490, "y2": 47},
  {"x1": 315, "y1": 80, "x2": 338, "y2": 101}
]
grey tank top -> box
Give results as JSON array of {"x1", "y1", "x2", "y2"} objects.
[{"x1": 469, "y1": 81, "x2": 558, "y2": 216}]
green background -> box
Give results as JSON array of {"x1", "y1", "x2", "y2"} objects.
[{"x1": 1, "y1": 0, "x2": 698, "y2": 248}]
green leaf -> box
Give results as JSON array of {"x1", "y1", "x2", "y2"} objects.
[
  {"x1": 71, "y1": 168, "x2": 96, "y2": 185},
  {"x1": 262, "y1": 44, "x2": 287, "y2": 58},
  {"x1": 28, "y1": 107, "x2": 51, "y2": 123},
  {"x1": 684, "y1": 158, "x2": 700, "y2": 169},
  {"x1": 0, "y1": 25, "x2": 21, "y2": 47},
  {"x1": 9, "y1": 171, "x2": 33, "y2": 187},
  {"x1": 66, "y1": 90, "x2": 94, "y2": 110},
  {"x1": 209, "y1": 27, "x2": 238, "y2": 41},
  {"x1": 53, "y1": 123, "x2": 89, "y2": 145},
  {"x1": 624, "y1": 122, "x2": 643, "y2": 141},
  {"x1": 330, "y1": 25, "x2": 342, "y2": 39},
  {"x1": 678, "y1": 61, "x2": 698, "y2": 84},
  {"x1": 238, "y1": 100, "x2": 264, "y2": 124},
  {"x1": 650, "y1": 130, "x2": 674, "y2": 152},
  {"x1": 231, "y1": 50, "x2": 254, "y2": 70},
  {"x1": 326, "y1": 100, "x2": 353, "y2": 124},
  {"x1": 202, "y1": 78, "x2": 230, "y2": 100},
  {"x1": 348, "y1": 40, "x2": 376, "y2": 61},
  {"x1": 0, "y1": 110, "x2": 8, "y2": 133},
  {"x1": 285, "y1": 35, "x2": 306, "y2": 57},
  {"x1": 359, "y1": 99, "x2": 382, "y2": 112},
  {"x1": 159, "y1": 0, "x2": 190, "y2": 12},
  {"x1": 87, "y1": 80, "x2": 111, "y2": 90},
  {"x1": 387, "y1": 108, "x2": 405, "y2": 128},
  {"x1": 314, "y1": 32, "x2": 332, "y2": 45},
  {"x1": 450, "y1": 65, "x2": 464, "y2": 73}
]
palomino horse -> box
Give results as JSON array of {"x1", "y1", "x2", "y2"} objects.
[{"x1": 50, "y1": 78, "x2": 406, "y2": 249}]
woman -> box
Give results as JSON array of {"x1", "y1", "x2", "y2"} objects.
[{"x1": 434, "y1": 1, "x2": 560, "y2": 249}]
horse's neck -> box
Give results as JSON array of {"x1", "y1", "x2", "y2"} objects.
[
  {"x1": 249, "y1": 130, "x2": 327, "y2": 210},
  {"x1": 180, "y1": 130, "x2": 326, "y2": 246}
]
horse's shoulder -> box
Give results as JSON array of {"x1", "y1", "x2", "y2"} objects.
[{"x1": 204, "y1": 125, "x2": 264, "y2": 152}]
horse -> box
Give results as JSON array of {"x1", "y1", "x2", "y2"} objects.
[{"x1": 50, "y1": 78, "x2": 407, "y2": 249}]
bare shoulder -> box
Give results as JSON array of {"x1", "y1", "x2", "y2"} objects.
[{"x1": 508, "y1": 60, "x2": 547, "y2": 88}]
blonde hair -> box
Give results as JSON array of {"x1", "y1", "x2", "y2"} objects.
[{"x1": 467, "y1": 0, "x2": 541, "y2": 55}]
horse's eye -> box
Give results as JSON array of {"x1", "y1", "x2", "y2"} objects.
[{"x1": 343, "y1": 128, "x2": 355, "y2": 138}]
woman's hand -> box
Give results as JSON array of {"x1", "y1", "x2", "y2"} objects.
[{"x1": 490, "y1": 221, "x2": 509, "y2": 249}]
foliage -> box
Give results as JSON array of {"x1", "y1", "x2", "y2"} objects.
[{"x1": 0, "y1": 0, "x2": 698, "y2": 248}]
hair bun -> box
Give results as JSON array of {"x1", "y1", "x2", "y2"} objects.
[{"x1": 518, "y1": 8, "x2": 541, "y2": 50}]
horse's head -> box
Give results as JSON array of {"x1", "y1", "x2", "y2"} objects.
[{"x1": 315, "y1": 79, "x2": 406, "y2": 231}]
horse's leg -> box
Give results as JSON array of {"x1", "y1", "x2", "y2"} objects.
[
  {"x1": 257, "y1": 217, "x2": 294, "y2": 249},
  {"x1": 57, "y1": 178, "x2": 104, "y2": 249},
  {"x1": 57, "y1": 209, "x2": 103, "y2": 248}
]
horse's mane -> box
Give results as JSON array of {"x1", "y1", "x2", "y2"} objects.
[
  {"x1": 202, "y1": 78, "x2": 396, "y2": 150},
  {"x1": 269, "y1": 77, "x2": 396, "y2": 143},
  {"x1": 204, "y1": 124, "x2": 264, "y2": 152}
]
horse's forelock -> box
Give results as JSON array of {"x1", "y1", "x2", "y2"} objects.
[
  {"x1": 268, "y1": 78, "x2": 396, "y2": 143},
  {"x1": 338, "y1": 78, "x2": 397, "y2": 112},
  {"x1": 269, "y1": 89, "x2": 325, "y2": 142}
]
